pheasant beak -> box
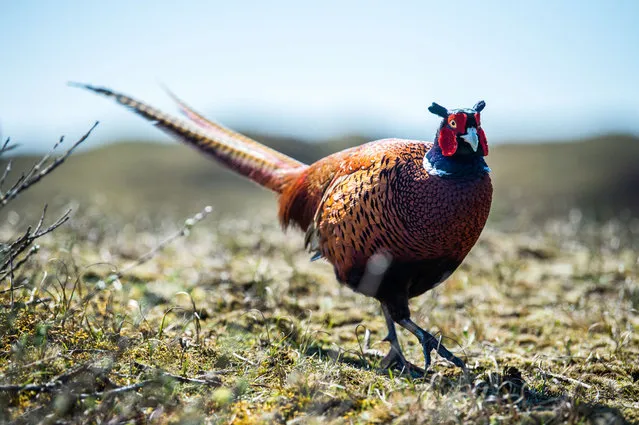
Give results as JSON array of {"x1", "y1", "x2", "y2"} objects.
[{"x1": 461, "y1": 127, "x2": 479, "y2": 152}]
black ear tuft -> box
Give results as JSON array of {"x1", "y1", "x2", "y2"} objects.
[
  {"x1": 474, "y1": 100, "x2": 486, "y2": 112},
  {"x1": 428, "y1": 102, "x2": 449, "y2": 118}
]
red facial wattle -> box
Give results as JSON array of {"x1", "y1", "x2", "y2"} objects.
[
  {"x1": 438, "y1": 127, "x2": 457, "y2": 156},
  {"x1": 478, "y1": 127, "x2": 488, "y2": 156},
  {"x1": 475, "y1": 112, "x2": 488, "y2": 156},
  {"x1": 438, "y1": 112, "x2": 467, "y2": 156}
]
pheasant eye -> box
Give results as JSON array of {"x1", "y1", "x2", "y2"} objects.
[{"x1": 449, "y1": 119, "x2": 456, "y2": 129}]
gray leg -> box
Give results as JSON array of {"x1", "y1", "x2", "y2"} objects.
[{"x1": 398, "y1": 318, "x2": 465, "y2": 369}]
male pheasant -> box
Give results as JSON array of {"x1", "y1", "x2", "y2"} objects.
[{"x1": 72, "y1": 83, "x2": 492, "y2": 373}]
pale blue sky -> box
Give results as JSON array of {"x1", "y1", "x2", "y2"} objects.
[{"x1": 1, "y1": 1, "x2": 638, "y2": 152}]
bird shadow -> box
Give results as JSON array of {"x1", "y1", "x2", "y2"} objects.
[
  {"x1": 302, "y1": 344, "x2": 630, "y2": 424},
  {"x1": 229, "y1": 314, "x2": 630, "y2": 424}
]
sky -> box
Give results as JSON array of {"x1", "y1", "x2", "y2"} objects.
[{"x1": 1, "y1": 1, "x2": 638, "y2": 153}]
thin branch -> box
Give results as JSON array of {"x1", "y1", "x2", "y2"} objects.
[
  {"x1": 0, "y1": 381, "x2": 60, "y2": 394},
  {"x1": 1, "y1": 363, "x2": 221, "y2": 400},
  {"x1": 232, "y1": 352, "x2": 256, "y2": 366},
  {"x1": 0, "y1": 158, "x2": 12, "y2": 190},
  {"x1": 0, "y1": 208, "x2": 71, "y2": 281},
  {"x1": 0, "y1": 138, "x2": 17, "y2": 156},
  {"x1": 0, "y1": 297, "x2": 52, "y2": 309},
  {"x1": 0, "y1": 124, "x2": 96, "y2": 289},
  {"x1": 133, "y1": 361, "x2": 222, "y2": 386},
  {"x1": 3, "y1": 244, "x2": 39, "y2": 278},
  {"x1": 77, "y1": 380, "x2": 156, "y2": 400},
  {"x1": 538, "y1": 367, "x2": 593, "y2": 389},
  {"x1": 0, "y1": 284, "x2": 26, "y2": 294},
  {"x1": 0, "y1": 122, "x2": 98, "y2": 208},
  {"x1": 114, "y1": 205, "x2": 213, "y2": 278},
  {"x1": 0, "y1": 361, "x2": 95, "y2": 394},
  {"x1": 9, "y1": 256, "x2": 14, "y2": 308}
]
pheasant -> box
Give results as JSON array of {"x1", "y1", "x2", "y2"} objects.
[{"x1": 72, "y1": 83, "x2": 492, "y2": 373}]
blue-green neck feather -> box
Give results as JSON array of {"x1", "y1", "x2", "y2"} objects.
[{"x1": 424, "y1": 142, "x2": 491, "y2": 179}]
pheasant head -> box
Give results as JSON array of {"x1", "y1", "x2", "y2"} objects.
[{"x1": 428, "y1": 101, "x2": 488, "y2": 157}]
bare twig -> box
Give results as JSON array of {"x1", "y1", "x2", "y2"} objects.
[
  {"x1": 0, "y1": 207, "x2": 71, "y2": 282},
  {"x1": 0, "y1": 124, "x2": 96, "y2": 295},
  {"x1": 538, "y1": 367, "x2": 593, "y2": 389},
  {"x1": 8, "y1": 256, "x2": 14, "y2": 308},
  {"x1": 0, "y1": 138, "x2": 17, "y2": 156},
  {"x1": 0, "y1": 381, "x2": 61, "y2": 394},
  {"x1": 1, "y1": 359, "x2": 222, "y2": 401},
  {"x1": 0, "y1": 361, "x2": 96, "y2": 394},
  {"x1": 232, "y1": 352, "x2": 256, "y2": 366},
  {"x1": 4, "y1": 245, "x2": 39, "y2": 279},
  {"x1": 0, "y1": 122, "x2": 98, "y2": 207},
  {"x1": 0, "y1": 283, "x2": 26, "y2": 293},
  {"x1": 77, "y1": 379, "x2": 156, "y2": 400},
  {"x1": 0, "y1": 297, "x2": 52, "y2": 309},
  {"x1": 133, "y1": 361, "x2": 222, "y2": 386},
  {"x1": 0, "y1": 158, "x2": 12, "y2": 190},
  {"x1": 114, "y1": 205, "x2": 213, "y2": 278}
]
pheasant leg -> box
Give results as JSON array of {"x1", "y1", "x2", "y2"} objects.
[
  {"x1": 398, "y1": 318, "x2": 465, "y2": 370},
  {"x1": 378, "y1": 305, "x2": 424, "y2": 375}
]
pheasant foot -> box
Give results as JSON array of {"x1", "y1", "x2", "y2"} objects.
[{"x1": 398, "y1": 318, "x2": 466, "y2": 370}]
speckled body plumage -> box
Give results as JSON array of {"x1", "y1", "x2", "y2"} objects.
[
  {"x1": 280, "y1": 139, "x2": 492, "y2": 320},
  {"x1": 75, "y1": 82, "x2": 492, "y2": 372}
]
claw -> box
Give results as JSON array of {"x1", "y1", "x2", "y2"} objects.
[
  {"x1": 379, "y1": 346, "x2": 425, "y2": 377},
  {"x1": 428, "y1": 337, "x2": 466, "y2": 369},
  {"x1": 363, "y1": 332, "x2": 424, "y2": 376},
  {"x1": 399, "y1": 318, "x2": 466, "y2": 369}
]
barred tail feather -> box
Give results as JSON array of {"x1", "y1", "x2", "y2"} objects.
[
  {"x1": 70, "y1": 83, "x2": 304, "y2": 193},
  {"x1": 162, "y1": 86, "x2": 304, "y2": 169}
]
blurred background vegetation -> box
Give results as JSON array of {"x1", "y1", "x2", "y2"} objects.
[{"x1": 3, "y1": 132, "x2": 639, "y2": 225}]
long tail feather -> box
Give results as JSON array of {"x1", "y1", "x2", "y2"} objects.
[
  {"x1": 161, "y1": 86, "x2": 304, "y2": 169},
  {"x1": 70, "y1": 82, "x2": 303, "y2": 192}
]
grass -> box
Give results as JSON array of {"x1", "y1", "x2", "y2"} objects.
[{"x1": 1, "y1": 202, "x2": 637, "y2": 424}]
